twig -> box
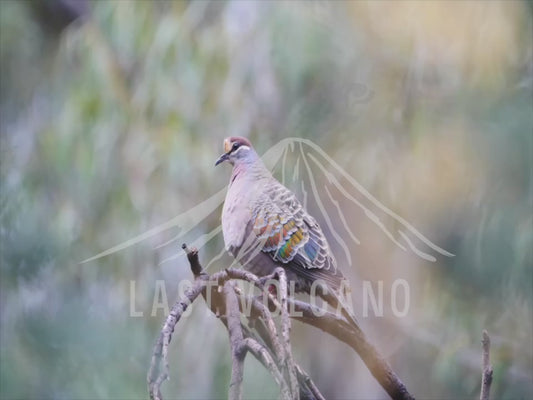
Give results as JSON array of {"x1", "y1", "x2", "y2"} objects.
[
  {"x1": 275, "y1": 267, "x2": 300, "y2": 400},
  {"x1": 223, "y1": 282, "x2": 246, "y2": 400},
  {"x1": 287, "y1": 299, "x2": 414, "y2": 400},
  {"x1": 241, "y1": 303, "x2": 323, "y2": 400},
  {"x1": 182, "y1": 243, "x2": 204, "y2": 276},
  {"x1": 480, "y1": 330, "x2": 493, "y2": 400},
  {"x1": 243, "y1": 337, "x2": 292, "y2": 400},
  {"x1": 232, "y1": 284, "x2": 285, "y2": 364},
  {"x1": 147, "y1": 278, "x2": 207, "y2": 400},
  {"x1": 185, "y1": 248, "x2": 294, "y2": 399},
  {"x1": 148, "y1": 244, "x2": 415, "y2": 400},
  {"x1": 295, "y1": 364, "x2": 326, "y2": 400},
  {"x1": 227, "y1": 267, "x2": 411, "y2": 399}
]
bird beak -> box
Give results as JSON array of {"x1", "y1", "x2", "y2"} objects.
[{"x1": 215, "y1": 152, "x2": 229, "y2": 166}]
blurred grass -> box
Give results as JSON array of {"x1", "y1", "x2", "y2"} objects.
[{"x1": 1, "y1": 1, "x2": 532, "y2": 399}]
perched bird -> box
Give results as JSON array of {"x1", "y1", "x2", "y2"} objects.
[{"x1": 216, "y1": 136, "x2": 357, "y2": 324}]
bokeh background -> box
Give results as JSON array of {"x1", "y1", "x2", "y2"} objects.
[{"x1": 1, "y1": 1, "x2": 532, "y2": 399}]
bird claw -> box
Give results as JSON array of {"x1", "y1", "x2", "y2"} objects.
[{"x1": 267, "y1": 283, "x2": 278, "y2": 297}]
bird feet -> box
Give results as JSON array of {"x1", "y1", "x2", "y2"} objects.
[
  {"x1": 267, "y1": 283, "x2": 278, "y2": 297},
  {"x1": 257, "y1": 275, "x2": 279, "y2": 298}
]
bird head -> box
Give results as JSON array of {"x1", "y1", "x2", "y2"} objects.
[{"x1": 215, "y1": 136, "x2": 255, "y2": 167}]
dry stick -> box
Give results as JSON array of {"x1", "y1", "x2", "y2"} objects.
[
  {"x1": 185, "y1": 248, "x2": 294, "y2": 400},
  {"x1": 157, "y1": 245, "x2": 414, "y2": 400},
  {"x1": 274, "y1": 267, "x2": 300, "y2": 400},
  {"x1": 223, "y1": 282, "x2": 246, "y2": 400},
  {"x1": 295, "y1": 365, "x2": 326, "y2": 400},
  {"x1": 235, "y1": 290, "x2": 316, "y2": 400},
  {"x1": 243, "y1": 304, "x2": 325, "y2": 400},
  {"x1": 147, "y1": 248, "x2": 296, "y2": 400},
  {"x1": 287, "y1": 299, "x2": 414, "y2": 400},
  {"x1": 242, "y1": 337, "x2": 292, "y2": 400},
  {"x1": 217, "y1": 283, "x2": 293, "y2": 400},
  {"x1": 480, "y1": 330, "x2": 493, "y2": 400},
  {"x1": 226, "y1": 267, "x2": 413, "y2": 400},
  {"x1": 217, "y1": 262, "x2": 324, "y2": 400},
  {"x1": 148, "y1": 245, "x2": 221, "y2": 400},
  {"x1": 233, "y1": 284, "x2": 285, "y2": 364},
  {"x1": 238, "y1": 293, "x2": 410, "y2": 400},
  {"x1": 147, "y1": 279, "x2": 207, "y2": 400},
  {"x1": 237, "y1": 306, "x2": 294, "y2": 400},
  {"x1": 228, "y1": 268, "x2": 315, "y2": 399}
]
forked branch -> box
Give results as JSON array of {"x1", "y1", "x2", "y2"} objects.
[
  {"x1": 147, "y1": 244, "x2": 414, "y2": 400},
  {"x1": 480, "y1": 330, "x2": 493, "y2": 400}
]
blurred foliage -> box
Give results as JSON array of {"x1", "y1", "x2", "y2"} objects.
[{"x1": 1, "y1": 1, "x2": 532, "y2": 399}]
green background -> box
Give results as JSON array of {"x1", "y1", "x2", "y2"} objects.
[{"x1": 1, "y1": 1, "x2": 532, "y2": 399}]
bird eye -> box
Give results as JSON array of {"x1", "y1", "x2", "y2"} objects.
[{"x1": 231, "y1": 142, "x2": 240, "y2": 151}]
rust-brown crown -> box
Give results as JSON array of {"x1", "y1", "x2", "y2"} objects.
[{"x1": 223, "y1": 136, "x2": 252, "y2": 153}]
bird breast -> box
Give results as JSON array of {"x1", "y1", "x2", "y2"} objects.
[{"x1": 221, "y1": 174, "x2": 256, "y2": 253}]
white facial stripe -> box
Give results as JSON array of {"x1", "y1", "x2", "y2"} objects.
[{"x1": 232, "y1": 145, "x2": 250, "y2": 155}]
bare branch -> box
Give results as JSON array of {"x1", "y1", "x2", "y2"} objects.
[
  {"x1": 480, "y1": 330, "x2": 493, "y2": 400},
  {"x1": 148, "y1": 244, "x2": 415, "y2": 400},
  {"x1": 182, "y1": 243, "x2": 204, "y2": 276},
  {"x1": 223, "y1": 282, "x2": 246, "y2": 400},
  {"x1": 295, "y1": 364, "x2": 326, "y2": 400},
  {"x1": 243, "y1": 337, "x2": 292, "y2": 400},
  {"x1": 275, "y1": 267, "x2": 300, "y2": 400},
  {"x1": 225, "y1": 281, "x2": 295, "y2": 400},
  {"x1": 240, "y1": 303, "x2": 324, "y2": 400},
  {"x1": 233, "y1": 284, "x2": 285, "y2": 363},
  {"x1": 147, "y1": 278, "x2": 206, "y2": 400},
  {"x1": 287, "y1": 299, "x2": 414, "y2": 400}
]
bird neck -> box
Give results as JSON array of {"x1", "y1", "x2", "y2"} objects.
[{"x1": 231, "y1": 156, "x2": 271, "y2": 185}]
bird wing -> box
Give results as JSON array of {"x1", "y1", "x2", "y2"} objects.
[{"x1": 251, "y1": 180, "x2": 344, "y2": 289}]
